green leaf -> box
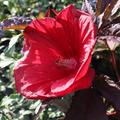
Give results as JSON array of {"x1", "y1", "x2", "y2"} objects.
[
  {"x1": 1, "y1": 115, "x2": 8, "y2": 120},
  {"x1": 22, "y1": 110, "x2": 33, "y2": 115},
  {"x1": 5, "y1": 34, "x2": 21, "y2": 55},
  {"x1": 0, "y1": 59, "x2": 14, "y2": 68},
  {"x1": 10, "y1": 94, "x2": 21, "y2": 99},
  {"x1": 1, "y1": 96, "x2": 13, "y2": 106},
  {"x1": 0, "y1": 53, "x2": 15, "y2": 68},
  {"x1": 30, "y1": 100, "x2": 41, "y2": 110}
]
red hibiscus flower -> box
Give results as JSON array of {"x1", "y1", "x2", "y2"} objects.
[{"x1": 14, "y1": 4, "x2": 96, "y2": 100}]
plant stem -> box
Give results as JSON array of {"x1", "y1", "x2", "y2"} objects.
[
  {"x1": 105, "y1": 41, "x2": 120, "y2": 81},
  {"x1": 111, "y1": 50, "x2": 120, "y2": 81}
]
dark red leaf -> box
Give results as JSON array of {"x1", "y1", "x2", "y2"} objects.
[
  {"x1": 81, "y1": 0, "x2": 95, "y2": 20},
  {"x1": 103, "y1": 0, "x2": 118, "y2": 20},
  {"x1": 111, "y1": 0, "x2": 120, "y2": 16},
  {"x1": 93, "y1": 75, "x2": 120, "y2": 111},
  {"x1": 97, "y1": 36, "x2": 120, "y2": 51},
  {"x1": 111, "y1": 16, "x2": 120, "y2": 25},
  {"x1": 65, "y1": 89, "x2": 108, "y2": 120}
]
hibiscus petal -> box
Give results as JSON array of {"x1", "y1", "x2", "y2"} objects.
[
  {"x1": 57, "y1": 4, "x2": 96, "y2": 79},
  {"x1": 14, "y1": 4, "x2": 96, "y2": 99}
]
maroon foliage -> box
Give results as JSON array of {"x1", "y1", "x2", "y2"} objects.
[{"x1": 65, "y1": 89, "x2": 108, "y2": 120}]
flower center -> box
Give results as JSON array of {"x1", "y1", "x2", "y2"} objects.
[{"x1": 55, "y1": 57, "x2": 77, "y2": 70}]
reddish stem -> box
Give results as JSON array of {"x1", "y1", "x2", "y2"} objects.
[
  {"x1": 105, "y1": 41, "x2": 120, "y2": 81},
  {"x1": 111, "y1": 50, "x2": 120, "y2": 81}
]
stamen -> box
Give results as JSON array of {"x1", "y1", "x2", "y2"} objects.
[{"x1": 55, "y1": 57, "x2": 77, "y2": 70}]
